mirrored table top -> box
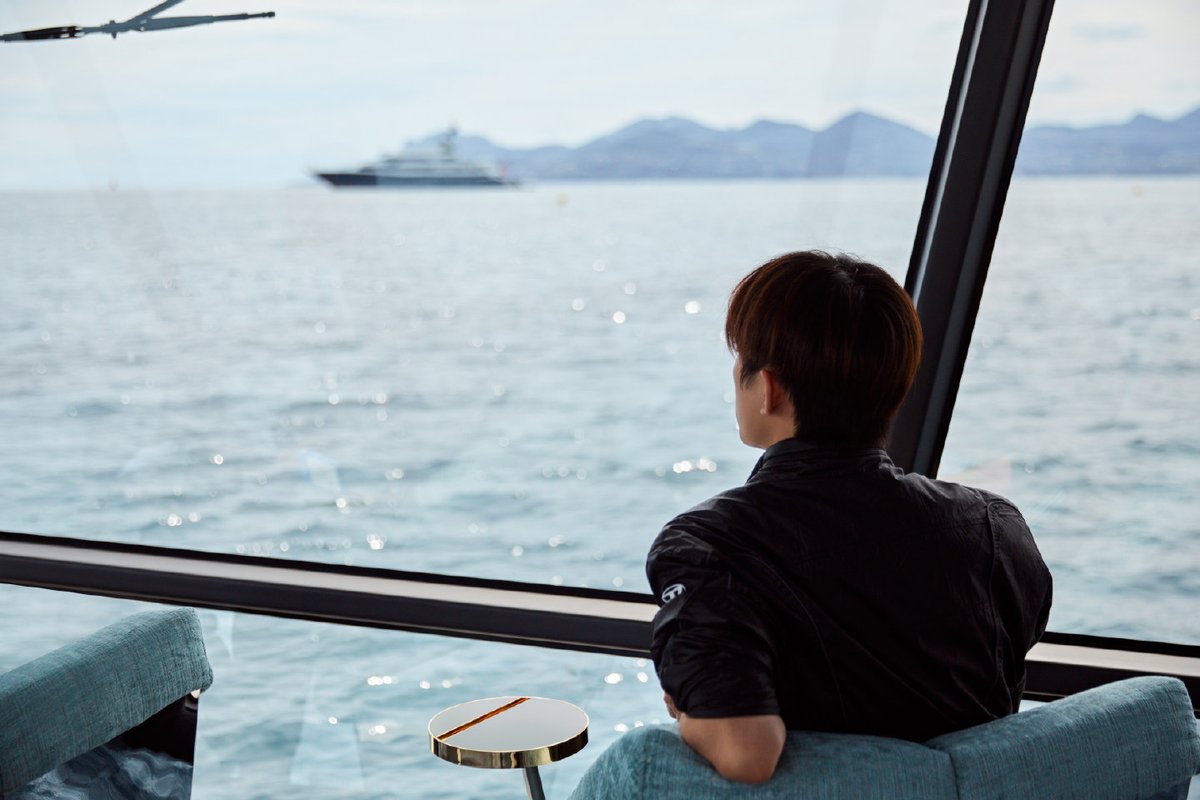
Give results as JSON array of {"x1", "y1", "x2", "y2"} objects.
[{"x1": 429, "y1": 696, "x2": 589, "y2": 769}]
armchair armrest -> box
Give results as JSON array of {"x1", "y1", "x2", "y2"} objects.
[{"x1": 0, "y1": 607, "x2": 213, "y2": 793}]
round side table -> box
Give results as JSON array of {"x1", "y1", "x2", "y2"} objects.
[{"x1": 429, "y1": 696, "x2": 589, "y2": 800}]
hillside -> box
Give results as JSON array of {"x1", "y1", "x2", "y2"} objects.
[{"x1": 408, "y1": 107, "x2": 1200, "y2": 180}]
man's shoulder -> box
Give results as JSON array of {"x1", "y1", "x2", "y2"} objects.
[
  {"x1": 942, "y1": 479, "x2": 1029, "y2": 529},
  {"x1": 907, "y1": 476, "x2": 1041, "y2": 574},
  {"x1": 652, "y1": 484, "x2": 757, "y2": 548},
  {"x1": 646, "y1": 485, "x2": 759, "y2": 578},
  {"x1": 893, "y1": 470, "x2": 1027, "y2": 524}
]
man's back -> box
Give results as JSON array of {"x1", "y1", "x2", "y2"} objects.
[{"x1": 648, "y1": 438, "x2": 1053, "y2": 742}]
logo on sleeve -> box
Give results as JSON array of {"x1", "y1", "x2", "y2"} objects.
[{"x1": 661, "y1": 583, "x2": 686, "y2": 603}]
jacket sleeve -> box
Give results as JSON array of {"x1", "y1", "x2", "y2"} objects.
[
  {"x1": 986, "y1": 497, "x2": 1054, "y2": 709},
  {"x1": 647, "y1": 524, "x2": 781, "y2": 719}
]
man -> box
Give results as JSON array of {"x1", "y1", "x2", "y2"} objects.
[{"x1": 647, "y1": 251, "x2": 1052, "y2": 784}]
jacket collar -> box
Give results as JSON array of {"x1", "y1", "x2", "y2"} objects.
[{"x1": 747, "y1": 437, "x2": 894, "y2": 481}]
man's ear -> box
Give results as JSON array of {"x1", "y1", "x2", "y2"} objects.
[{"x1": 760, "y1": 369, "x2": 787, "y2": 415}]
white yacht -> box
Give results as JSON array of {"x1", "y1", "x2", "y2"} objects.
[{"x1": 313, "y1": 127, "x2": 517, "y2": 188}]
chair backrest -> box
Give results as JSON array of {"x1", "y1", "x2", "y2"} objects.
[
  {"x1": 925, "y1": 676, "x2": 1200, "y2": 800},
  {"x1": 0, "y1": 607, "x2": 213, "y2": 793}
]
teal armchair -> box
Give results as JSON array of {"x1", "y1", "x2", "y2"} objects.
[
  {"x1": 0, "y1": 608, "x2": 213, "y2": 796},
  {"x1": 571, "y1": 676, "x2": 1200, "y2": 800}
]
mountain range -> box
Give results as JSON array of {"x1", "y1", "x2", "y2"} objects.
[{"x1": 412, "y1": 107, "x2": 1200, "y2": 180}]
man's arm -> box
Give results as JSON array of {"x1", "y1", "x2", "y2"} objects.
[
  {"x1": 650, "y1": 527, "x2": 785, "y2": 782},
  {"x1": 665, "y1": 694, "x2": 786, "y2": 784}
]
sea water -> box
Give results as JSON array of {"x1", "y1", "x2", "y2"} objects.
[{"x1": 0, "y1": 178, "x2": 1196, "y2": 798}]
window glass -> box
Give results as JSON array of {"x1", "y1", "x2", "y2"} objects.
[
  {"x1": 941, "y1": 0, "x2": 1199, "y2": 643},
  {"x1": 1, "y1": 1, "x2": 964, "y2": 590},
  {"x1": 0, "y1": 583, "x2": 660, "y2": 799}
]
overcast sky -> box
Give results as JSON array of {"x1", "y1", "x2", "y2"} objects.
[{"x1": 2, "y1": 0, "x2": 1197, "y2": 188}]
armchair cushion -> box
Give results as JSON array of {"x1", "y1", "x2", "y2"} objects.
[{"x1": 569, "y1": 724, "x2": 957, "y2": 799}]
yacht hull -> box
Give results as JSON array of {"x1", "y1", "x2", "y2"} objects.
[{"x1": 315, "y1": 172, "x2": 515, "y2": 188}]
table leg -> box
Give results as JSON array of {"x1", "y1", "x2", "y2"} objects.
[{"x1": 523, "y1": 766, "x2": 546, "y2": 800}]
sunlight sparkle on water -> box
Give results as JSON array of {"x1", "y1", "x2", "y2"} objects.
[
  {"x1": 685, "y1": 300, "x2": 702, "y2": 314},
  {"x1": 673, "y1": 458, "x2": 717, "y2": 474},
  {"x1": 612, "y1": 311, "x2": 626, "y2": 324}
]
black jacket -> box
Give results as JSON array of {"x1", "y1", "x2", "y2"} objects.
[{"x1": 647, "y1": 438, "x2": 1052, "y2": 742}]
